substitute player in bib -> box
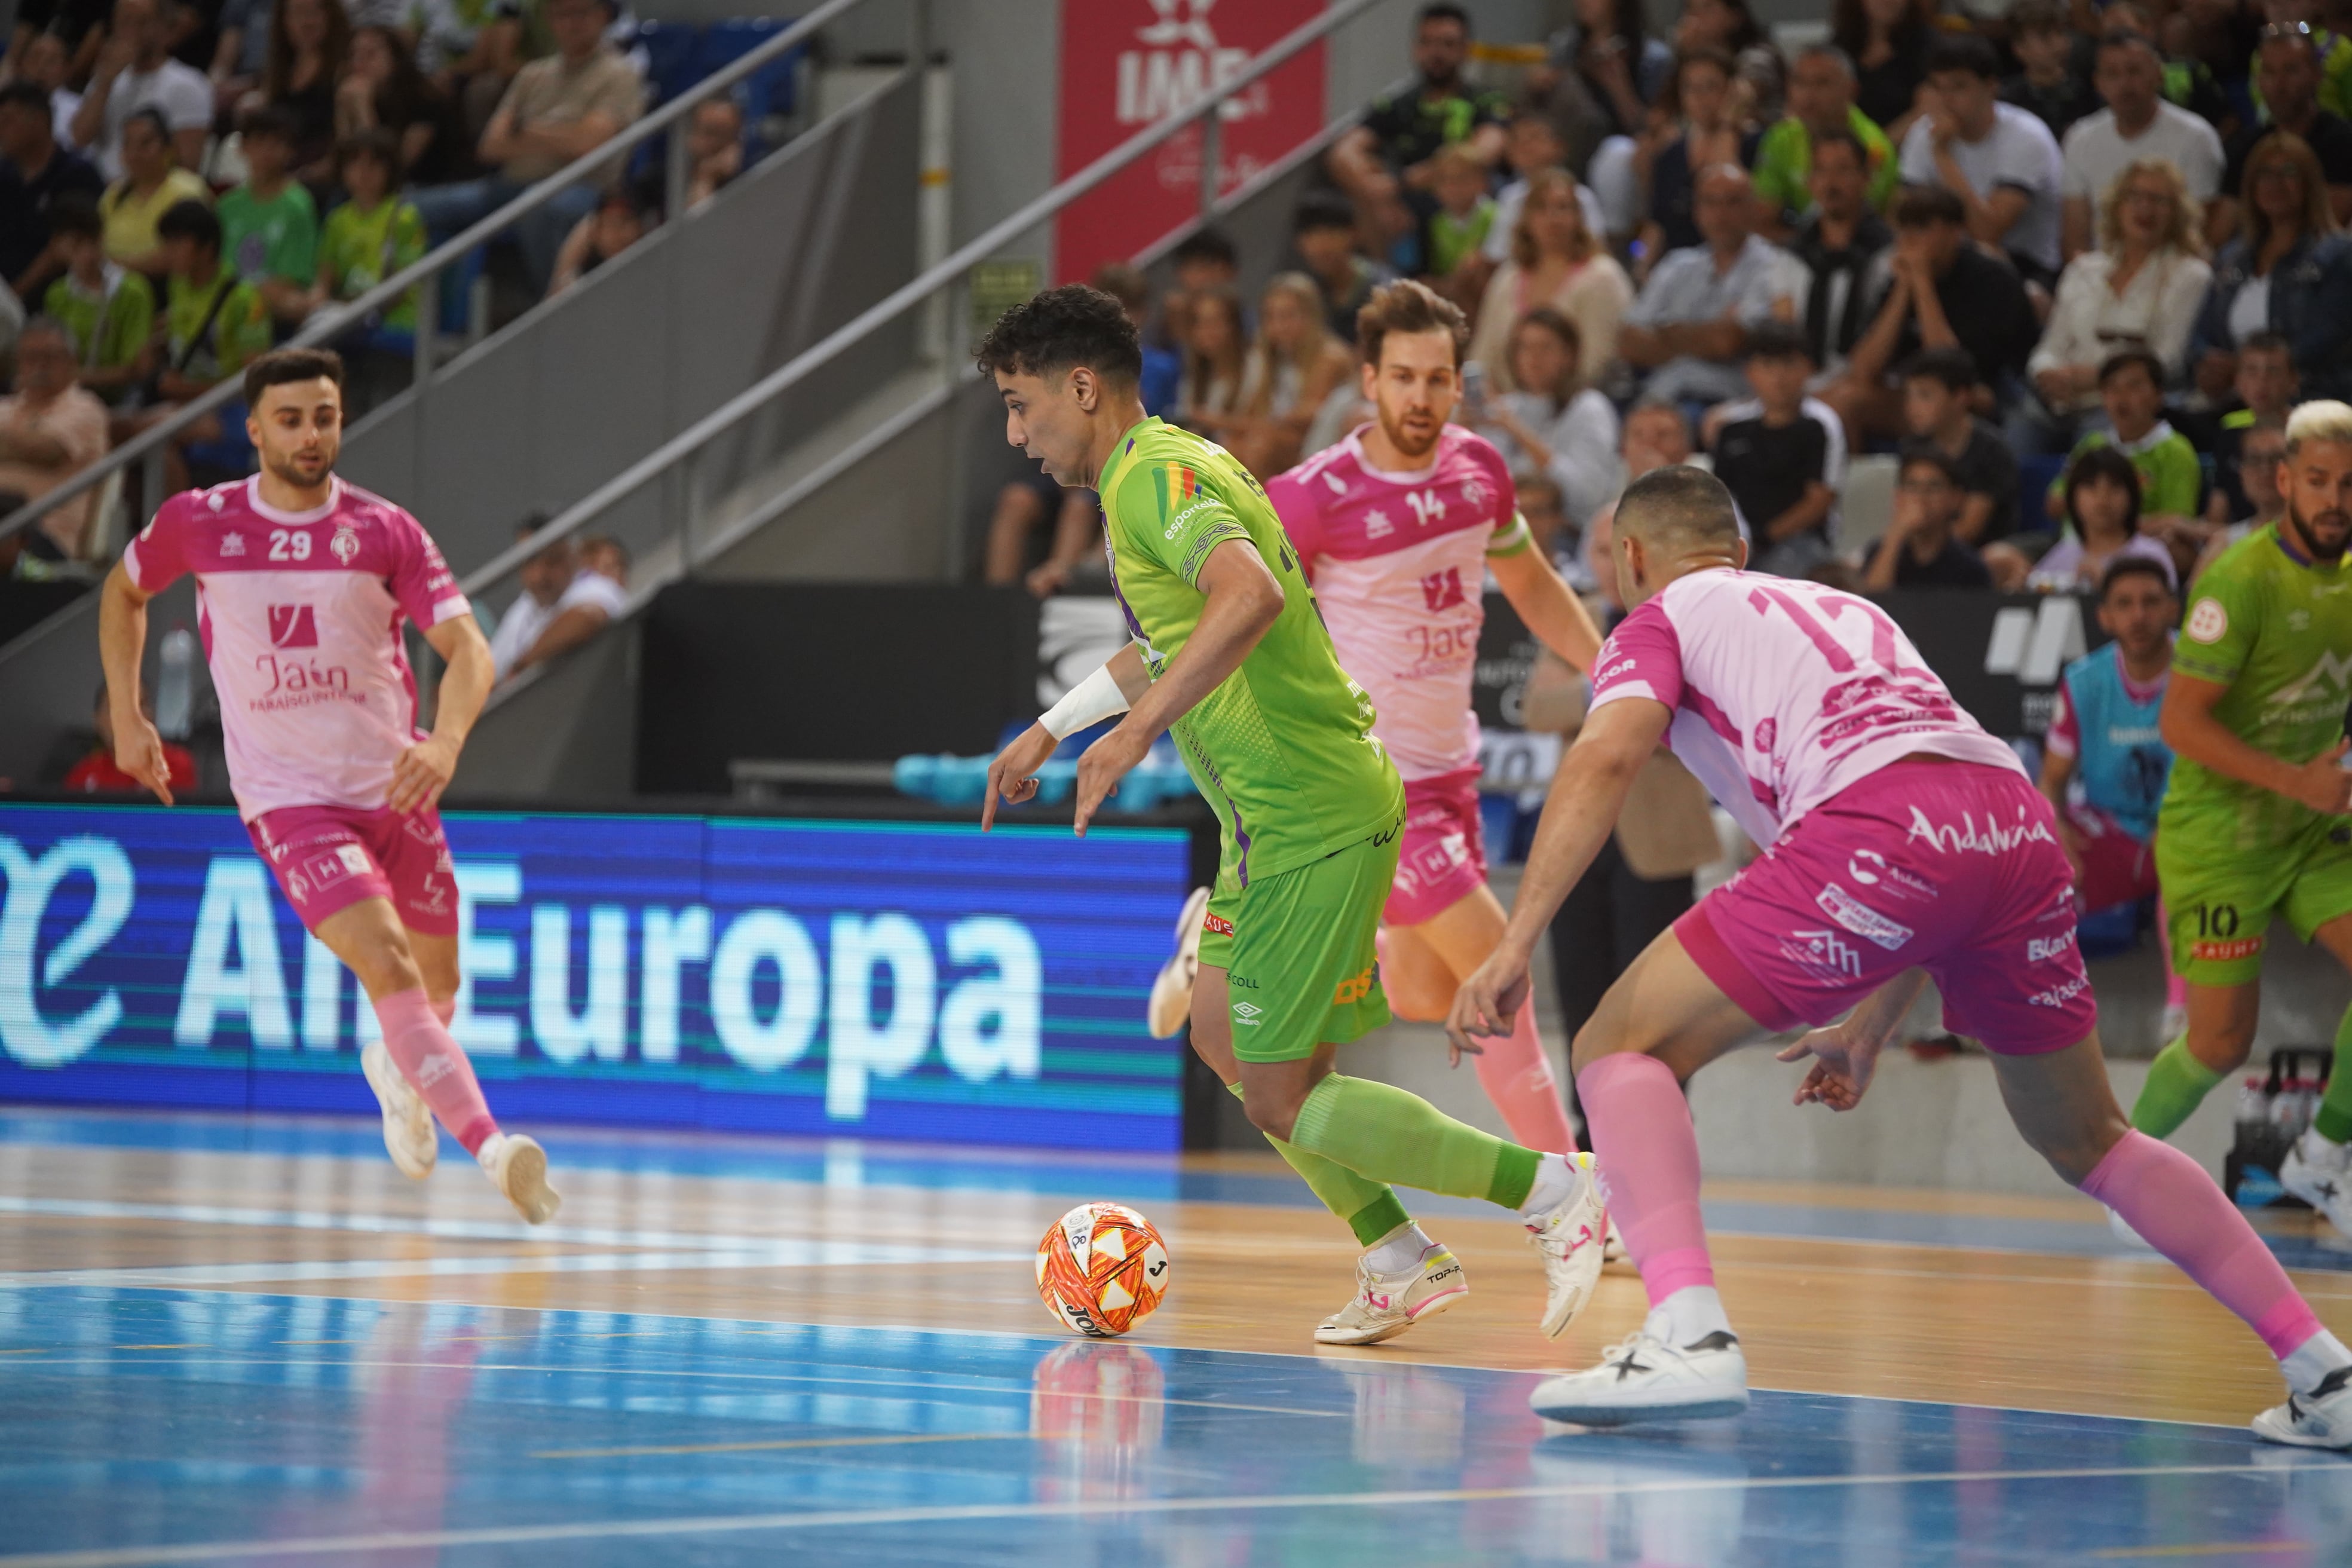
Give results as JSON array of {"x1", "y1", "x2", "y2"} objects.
[
  {"x1": 1263, "y1": 281, "x2": 1603, "y2": 1166},
  {"x1": 2125, "y1": 400, "x2": 2352, "y2": 1239},
  {"x1": 1449, "y1": 466, "x2": 2352, "y2": 1446},
  {"x1": 96, "y1": 347, "x2": 561, "y2": 1225},
  {"x1": 976, "y1": 284, "x2": 1609, "y2": 1344}
]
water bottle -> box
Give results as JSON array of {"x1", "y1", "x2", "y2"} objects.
[
  {"x1": 154, "y1": 626, "x2": 197, "y2": 740},
  {"x1": 2237, "y1": 1074, "x2": 2273, "y2": 1141}
]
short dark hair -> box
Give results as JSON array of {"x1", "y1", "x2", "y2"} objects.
[
  {"x1": 1892, "y1": 183, "x2": 1967, "y2": 229},
  {"x1": 156, "y1": 199, "x2": 221, "y2": 253},
  {"x1": 1294, "y1": 189, "x2": 1357, "y2": 235},
  {"x1": 1170, "y1": 228, "x2": 1239, "y2": 271},
  {"x1": 974, "y1": 284, "x2": 1144, "y2": 386},
  {"x1": 2100, "y1": 553, "x2": 2176, "y2": 600},
  {"x1": 123, "y1": 106, "x2": 172, "y2": 146},
  {"x1": 2241, "y1": 330, "x2": 2293, "y2": 362},
  {"x1": 1356, "y1": 278, "x2": 1467, "y2": 369},
  {"x1": 46, "y1": 192, "x2": 101, "y2": 241},
  {"x1": 337, "y1": 127, "x2": 401, "y2": 177},
  {"x1": 241, "y1": 346, "x2": 345, "y2": 408},
  {"x1": 1744, "y1": 320, "x2": 1811, "y2": 363},
  {"x1": 1616, "y1": 464, "x2": 1742, "y2": 553},
  {"x1": 2063, "y1": 444, "x2": 2143, "y2": 534},
  {"x1": 0, "y1": 81, "x2": 51, "y2": 117},
  {"x1": 1419, "y1": 2, "x2": 1471, "y2": 32},
  {"x1": 1897, "y1": 445, "x2": 1962, "y2": 486},
  {"x1": 2011, "y1": 0, "x2": 2068, "y2": 35},
  {"x1": 2096, "y1": 30, "x2": 2161, "y2": 65},
  {"x1": 238, "y1": 103, "x2": 298, "y2": 142},
  {"x1": 1898, "y1": 347, "x2": 1977, "y2": 393},
  {"x1": 1925, "y1": 32, "x2": 2002, "y2": 81},
  {"x1": 2097, "y1": 347, "x2": 2165, "y2": 388},
  {"x1": 1809, "y1": 124, "x2": 1867, "y2": 169}
]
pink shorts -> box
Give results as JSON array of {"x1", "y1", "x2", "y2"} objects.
[
  {"x1": 1386, "y1": 765, "x2": 1489, "y2": 927},
  {"x1": 2065, "y1": 804, "x2": 2160, "y2": 911},
  {"x1": 1675, "y1": 760, "x2": 2097, "y2": 1055},
  {"x1": 248, "y1": 803, "x2": 460, "y2": 938}
]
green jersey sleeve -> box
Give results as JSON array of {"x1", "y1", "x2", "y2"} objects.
[
  {"x1": 1110, "y1": 458, "x2": 1255, "y2": 589},
  {"x1": 2175, "y1": 556, "x2": 2259, "y2": 686},
  {"x1": 2144, "y1": 434, "x2": 2203, "y2": 518}
]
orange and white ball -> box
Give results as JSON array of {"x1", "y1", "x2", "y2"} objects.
[{"x1": 1036, "y1": 1202, "x2": 1169, "y2": 1337}]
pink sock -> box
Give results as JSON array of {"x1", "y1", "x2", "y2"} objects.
[
  {"x1": 1576, "y1": 1052, "x2": 1714, "y2": 1304},
  {"x1": 2157, "y1": 899, "x2": 2187, "y2": 1011},
  {"x1": 373, "y1": 987, "x2": 500, "y2": 1155},
  {"x1": 1475, "y1": 1003, "x2": 1578, "y2": 1152},
  {"x1": 2082, "y1": 1130, "x2": 2323, "y2": 1358}
]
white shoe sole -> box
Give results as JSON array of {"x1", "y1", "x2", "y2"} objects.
[
  {"x1": 493, "y1": 1135, "x2": 562, "y2": 1225},
  {"x1": 1313, "y1": 1278, "x2": 1469, "y2": 1346},
  {"x1": 2250, "y1": 1407, "x2": 2352, "y2": 1449},
  {"x1": 1146, "y1": 887, "x2": 1212, "y2": 1039},
  {"x1": 360, "y1": 1040, "x2": 436, "y2": 1180},
  {"x1": 1531, "y1": 1381, "x2": 1752, "y2": 1427}
]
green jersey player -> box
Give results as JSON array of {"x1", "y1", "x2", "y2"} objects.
[
  {"x1": 2130, "y1": 399, "x2": 2352, "y2": 1238},
  {"x1": 975, "y1": 284, "x2": 1608, "y2": 1341}
]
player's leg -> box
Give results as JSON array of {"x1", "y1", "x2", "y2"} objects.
[
  {"x1": 1987, "y1": 1029, "x2": 2352, "y2": 1447},
  {"x1": 2278, "y1": 880, "x2": 2352, "y2": 1233},
  {"x1": 1187, "y1": 958, "x2": 1461, "y2": 1345},
  {"x1": 1231, "y1": 833, "x2": 1607, "y2": 1337},
  {"x1": 1385, "y1": 883, "x2": 1578, "y2": 1153},
  {"x1": 2132, "y1": 847, "x2": 2272, "y2": 1138}
]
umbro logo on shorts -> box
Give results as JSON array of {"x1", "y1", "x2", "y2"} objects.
[{"x1": 1232, "y1": 1002, "x2": 1264, "y2": 1025}]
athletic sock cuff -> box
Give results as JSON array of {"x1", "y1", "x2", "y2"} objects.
[
  {"x1": 2317, "y1": 1102, "x2": 2352, "y2": 1146},
  {"x1": 1347, "y1": 1190, "x2": 1414, "y2": 1248},
  {"x1": 1489, "y1": 1142, "x2": 1540, "y2": 1210}
]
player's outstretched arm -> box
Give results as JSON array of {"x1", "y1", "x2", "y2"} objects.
[
  {"x1": 2162, "y1": 669, "x2": 2352, "y2": 816},
  {"x1": 96, "y1": 562, "x2": 174, "y2": 806},
  {"x1": 1775, "y1": 970, "x2": 1929, "y2": 1111},
  {"x1": 1488, "y1": 541, "x2": 1603, "y2": 672},
  {"x1": 390, "y1": 614, "x2": 492, "y2": 815},
  {"x1": 984, "y1": 645, "x2": 1150, "y2": 831},
  {"x1": 1070, "y1": 540, "x2": 1282, "y2": 835},
  {"x1": 1446, "y1": 696, "x2": 1667, "y2": 1054}
]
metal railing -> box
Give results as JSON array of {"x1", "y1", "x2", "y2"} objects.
[
  {"x1": 0, "y1": 0, "x2": 895, "y2": 557},
  {"x1": 457, "y1": 0, "x2": 1390, "y2": 613}
]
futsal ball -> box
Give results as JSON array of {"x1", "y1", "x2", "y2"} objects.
[{"x1": 1036, "y1": 1202, "x2": 1169, "y2": 1337}]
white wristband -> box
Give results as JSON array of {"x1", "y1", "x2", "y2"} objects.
[{"x1": 1039, "y1": 663, "x2": 1132, "y2": 740}]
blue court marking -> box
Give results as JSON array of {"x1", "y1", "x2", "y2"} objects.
[
  {"x1": 0, "y1": 1289, "x2": 2345, "y2": 1568},
  {"x1": 10, "y1": 1107, "x2": 2351, "y2": 1272}
]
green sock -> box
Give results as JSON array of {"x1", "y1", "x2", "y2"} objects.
[
  {"x1": 2131, "y1": 1036, "x2": 2227, "y2": 1140},
  {"x1": 1287, "y1": 1073, "x2": 1542, "y2": 1210},
  {"x1": 1228, "y1": 1082, "x2": 1411, "y2": 1245},
  {"x1": 2314, "y1": 1006, "x2": 2352, "y2": 1146}
]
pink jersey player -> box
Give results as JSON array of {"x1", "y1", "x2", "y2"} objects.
[
  {"x1": 1452, "y1": 466, "x2": 2351, "y2": 1446},
  {"x1": 102, "y1": 349, "x2": 559, "y2": 1225}
]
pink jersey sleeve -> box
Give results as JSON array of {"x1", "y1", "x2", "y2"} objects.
[
  {"x1": 1588, "y1": 599, "x2": 1685, "y2": 712},
  {"x1": 120, "y1": 494, "x2": 197, "y2": 593},
  {"x1": 388, "y1": 510, "x2": 470, "y2": 629},
  {"x1": 2044, "y1": 678, "x2": 2080, "y2": 760},
  {"x1": 1264, "y1": 469, "x2": 1324, "y2": 580}
]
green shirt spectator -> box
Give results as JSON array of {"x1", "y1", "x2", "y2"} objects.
[
  {"x1": 218, "y1": 108, "x2": 318, "y2": 321},
  {"x1": 1752, "y1": 105, "x2": 1897, "y2": 222},
  {"x1": 317, "y1": 195, "x2": 428, "y2": 331},
  {"x1": 163, "y1": 267, "x2": 274, "y2": 386},
  {"x1": 2051, "y1": 422, "x2": 2203, "y2": 521},
  {"x1": 43, "y1": 263, "x2": 155, "y2": 400}
]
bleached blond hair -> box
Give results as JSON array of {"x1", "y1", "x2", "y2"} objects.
[{"x1": 2285, "y1": 400, "x2": 2352, "y2": 458}]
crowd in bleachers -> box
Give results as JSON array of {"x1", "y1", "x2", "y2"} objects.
[{"x1": 990, "y1": 0, "x2": 2352, "y2": 607}]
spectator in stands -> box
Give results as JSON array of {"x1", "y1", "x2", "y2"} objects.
[
  {"x1": 43, "y1": 197, "x2": 155, "y2": 405},
  {"x1": 1675, "y1": 0, "x2": 1782, "y2": 115},
  {"x1": 2191, "y1": 130, "x2": 2352, "y2": 402},
  {"x1": 2046, "y1": 348, "x2": 2203, "y2": 532},
  {"x1": 2215, "y1": 24, "x2": 2352, "y2": 245},
  {"x1": 1900, "y1": 348, "x2": 2019, "y2": 550},
  {"x1": 118, "y1": 200, "x2": 272, "y2": 492},
  {"x1": 1831, "y1": 184, "x2": 2036, "y2": 443},
  {"x1": 1834, "y1": 0, "x2": 1933, "y2": 143},
  {"x1": 1159, "y1": 227, "x2": 1239, "y2": 348},
  {"x1": 11, "y1": 32, "x2": 91, "y2": 153},
  {"x1": 415, "y1": 0, "x2": 642, "y2": 295},
  {"x1": 1866, "y1": 445, "x2": 1992, "y2": 589},
  {"x1": 546, "y1": 185, "x2": 644, "y2": 297},
  {"x1": 512, "y1": 540, "x2": 628, "y2": 675},
  {"x1": 580, "y1": 533, "x2": 627, "y2": 587},
  {"x1": 1480, "y1": 113, "x2": 1608, "y2": 289},
  {"x1": 71, "y1": 0, "x2": 213, "y2": 180},
  {"x1": 1753, "y1": 43, "x2": 1897, "y2": 240},
  {"x1": 2024, "y1": 160, "x2": 2212, "y2": 452},
  {"x1": 489, "y1": 523, "x2": 622, "y2": 680},
  {"x1": 209, "y1": 0, "x2": 275, "y2": 115},
  {"x1": 675, "y1": 96, "x2": 743, "y2": 211},
  {"x1": 1475, "y1": 305, "x2": 1622, "y2": 531},
  {"x1": 0, "y1": 79, "x2": 103, "y2": 302},
  {"x1": 2002, "y1": 0, "x2": 2100, "y2": 143},
  {"x1": 1899, "y1": 32, "x2": 2064, "y2": 286},
  {"x1": 63, "y1": 681, "x2": 198, "y2": 794},
  {"x1": 1288, "y1": 192, "x2": 1392, "y2": 347},
  {"x1": 1712, "y1": 321, "x2": 1844, "y2": 576},
  {"x1": 403, "y1": 0, "x2": 525, "y2": 109},
  {"x1": 1619, "y1": 163, "x2": 1777, "y2": 406},
  {"x1": 1466, "y1": 168, "x2": 1631, "y2": 396},
  {"x1": 2029, "y1": 439, "x2": 2176, "y2": 591},
  {"x1": 1514, "y1": 471, "x2": 1576, "y2": 575},
  {"x1": 308, "y1": 130, "x2": 425, "y2": 330},
  {"x1": 1174, "y1": 288, "x2": 1248, "y2": 439},
  {"x1": 0, "y1": 317, "x2": 110, "y2": 568},
  {"x1": 1773, "y1": 124, "x2": 1891, "y2": 383},
  {"x1": 1536, "y1": 0, "x2": 1671, "y2": 177},
  {"x1": 1089, "y1": 262, "x2": 1178, "y2": 418},
  {"x1": 219, "y1": 107, "x2": 318, "y2": 322},
  {"x1": 1637, "y1": 48, "x2": 1758, "y2": 265},
  {"x1": 1420, "y1": 142, "x2": 1495, "y2": 300},
  {"x1": 1327, "y1": 3, "x2": 1508, "y2": 259},
  {"x1": 2204, "y1": 332, "x2": 2298, "y2": 525},
  {"x1": 335, "y1": 24, "x2": 463, "y2": 188},
  {"x1": 2060, "y1": 33, "x2": 2224, "y2": 265},
  {"x1": 254, "y1": 0, "x2": 350, "y2": 182},
  {"x1": 2198, "y1": 421, "x2": 2290, "y2": 581},
  {"x1": 1621, "y1": 397, "x2": 1695, "y2": 479},
  {"x1": 1227, "y1": 272, "x2": 1352, "y2": 479},
  {"x1": 97, "y1": 108, "x2": 210, "y2": 278}
]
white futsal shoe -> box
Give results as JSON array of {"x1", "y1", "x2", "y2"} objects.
[
  {"x1": 1147, "y1": 887, "x2": 1213, "y2": 1039},
  {"x1": 360, "y1": 1040, "x2": 437, "y2": 1180},
  {"x1": 1526, "y1": 1152, "x2": 1610, "y2": 1338},
  {"x1": 1530, "y1": 1328, "x2": 1751, "y2": 1426},
  {"x1": 1314, "y1": 1241, "x2": 1469, "y2": 1346},
  {"x1": 2281, "y1": 1131, "x2": 2352, "y2": 1239},
  {"x1": 2252, "y1": 1366, "x2": 2352, "y2": 1449},
  {"x1": 478, "y1": 1132, "x2": 562, "y2": 1225}
]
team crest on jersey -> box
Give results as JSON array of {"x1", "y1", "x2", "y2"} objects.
[
  {"x1": 1460, "y1": 475, "x2": 1488, "y2": 512},
  {"x1": 329, "y1": 525, "x2": 361, "y2": 564}
]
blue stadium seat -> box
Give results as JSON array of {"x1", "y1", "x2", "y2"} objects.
[
  {"x1": 694, "y1": 17, "x2": 802, "y2": 128},
  {"x1": 635, "y1": 20, "x2": 703, "y2": 109}
]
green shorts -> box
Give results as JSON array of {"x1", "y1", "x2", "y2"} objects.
[
  {"x1": 1198, "y1": 826, "x2": 1400, "y2": 1064},
  {"x1": 2158, "y1": 815, "x2": 2352, "y2": 986}
]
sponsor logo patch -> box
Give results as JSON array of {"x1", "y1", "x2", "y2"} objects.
[
  {"x1": 1846, "y1": 849, "x2": 1885, "y2": 886},
  {"x1": 1232, "y1": 1001, "x2": 1264, "y2": 1025},
  {"x1": 2185, "y1": 597, "x2": 2228, "y2": 643},
  {"x1": 267, "y1": 604, "x2": 319, "y2": 648},
  {"x1": 1905, "y1": 806, "x2": 2056, "y2": 856},
  {"x1": 1815, "y1": 882, "x2": 1913, "y2": 951},
  {"x1": 2190, "y1": 936, "x2": 2264, "y2": 961},
  {"x1": 1202, "y1": 912, "x2": 1234, "y2": 936},
  {"x1": 1783, "y1": 927, "x2": 1863, "y2": 982},
  {"x1": 1331, "y1": 963, "x2": 1376, "y2": 1006},
  {"x1": 2028, "y1": 974, "x2": 2091, "y2": 1008},
  {"x1": 2027, "y1": 929, "x2": 2077, "y2": 963}
]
